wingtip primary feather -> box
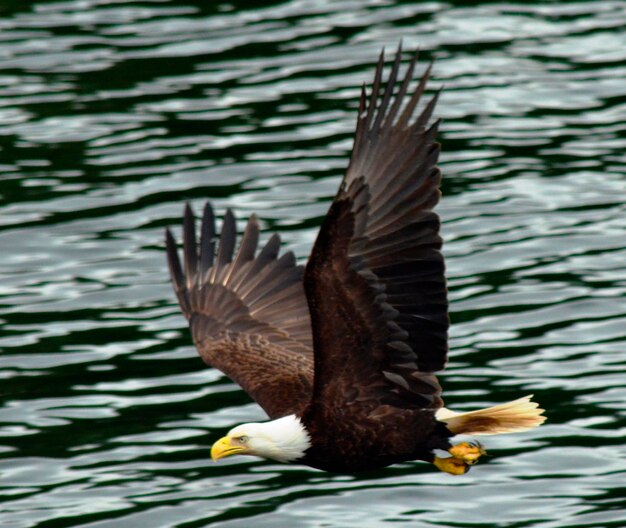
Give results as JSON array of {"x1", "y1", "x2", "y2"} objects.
[
  {"x1": 364, "y1": 49, "x2": 386, "y2": 132},
  {"x1": 372, "y1": 44, "x2": 403, "y2": 134},
  {"x1": 215, "y1": 208, "x2": 237, "y2": 269},
  {"x1": 183, "y1": 203, "x2": 198, "y2": 289},
  {"x1": 165, "y1": 227, "x2": 182, "y2": 288},
  {"x1": 165, "y1": 225, "x2": 191, "y2": 317},
  {"x1": 396, "y1": 58, "x2": 433, "y2": 130},
  {"x1": 199, "y1": 202, "x2": 216, "y2": 276}
]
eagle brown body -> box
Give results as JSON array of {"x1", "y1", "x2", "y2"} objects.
[{"x1": 165, "y1": 45, "x2": 545, "y2": 475}]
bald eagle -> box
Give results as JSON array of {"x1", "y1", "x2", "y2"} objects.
[{"x1": 165, "y1": 46, "x2": 545, "y2": 475}]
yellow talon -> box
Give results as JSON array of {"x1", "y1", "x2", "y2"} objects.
[
  {"x1": 448, "y1": 442, "x2": 486, "y2": 465},
  {"x1": 433, "y1": 456, "x2": 470, "y2": 475}
]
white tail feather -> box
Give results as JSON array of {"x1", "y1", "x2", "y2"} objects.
[{"x1": 435, "y1": 395, "x2": 546, "y2": 435}]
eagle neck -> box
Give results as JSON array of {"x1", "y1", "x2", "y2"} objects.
[{"x1": 263, "y1": 414, "x2": 312, "y2": 462}]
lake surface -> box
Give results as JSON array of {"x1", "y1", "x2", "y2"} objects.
[{"x1": 1, "y1": 1, "x2": 625, "y2": 526}]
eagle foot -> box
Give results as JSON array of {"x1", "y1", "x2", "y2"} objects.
[
  {"x1": 448, "y1": 441, "x2": 485, "y2": 465},
  {"x1": 433, "y1": 456, "x2": 469, "y2": 475}
]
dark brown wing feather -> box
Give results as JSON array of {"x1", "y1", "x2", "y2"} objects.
[
  {"x1": 166, "y1": 203, "x2": 314, "y2": 419},
  {"x1": 304, "y1": 46, "x2": 447, "y2": 424}
]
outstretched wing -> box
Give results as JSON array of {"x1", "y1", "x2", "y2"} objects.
[
  {"x1": 166, "y1": 203, "x2": 314, "y2": 419},
  {"x1": 304, "y1": 46, "x2": 448, "y2": 420}
]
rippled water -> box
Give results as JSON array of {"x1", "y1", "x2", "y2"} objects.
[{"x1": 1, "y1": 1, "x2": 625, "y2": 526}]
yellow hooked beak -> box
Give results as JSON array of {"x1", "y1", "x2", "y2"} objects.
[{"x1": 211, "y1": 436, "x2": 247, "y2": 461}]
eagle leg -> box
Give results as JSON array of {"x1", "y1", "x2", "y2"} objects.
[
  {"x1": 432, "y1": 441, "x2": 486, "y2": 475},
  {"x1": 448, "y1": 441, "x2": 486, "y2": 465},
  {"x1": 433, "y1": 455, "x2": 469, "y2": 475}
]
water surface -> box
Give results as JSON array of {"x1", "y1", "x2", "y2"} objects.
[{"x1": 1, "y1": 1, "x2": 625, "y2": 527}]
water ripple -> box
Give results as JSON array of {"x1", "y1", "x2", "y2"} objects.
[{"x1": 1, "y1": 1, "x2": 625, "y2": 527}]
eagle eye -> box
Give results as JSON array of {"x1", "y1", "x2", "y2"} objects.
[{"x1": 237, "y1": 435, "x2": 249, "y2": 443}]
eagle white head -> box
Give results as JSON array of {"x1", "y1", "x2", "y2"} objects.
[{"x1": 210, "y1": 415, "x2": 311, "y2": 463}]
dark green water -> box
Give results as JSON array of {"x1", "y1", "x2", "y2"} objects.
[{"x1": 1, "y1": 1, "x2": 625, "y2": 526}]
